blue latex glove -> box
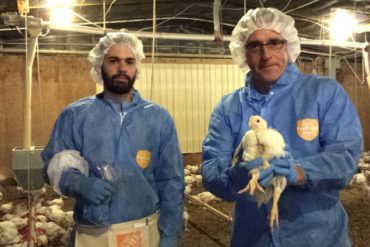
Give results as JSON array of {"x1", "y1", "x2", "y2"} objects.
[
  {"x1": 258, "y1": 166, "x2": 275, "y2": 187},
  {"x1": 238, "y1": 158, "x2": 264, "y2": 170},
  {"x1": 239, "y1": 159, "x2": 275, "y2": 187},
  {"x1": 74, "y1": 176, "x2": 114, "y2": 205},
  {"x1": 230, "y1": 158, "x2": 274, "y2": 189},
  {"x1": 270, "y1": 156, "x2": 297, "y2": 184}
]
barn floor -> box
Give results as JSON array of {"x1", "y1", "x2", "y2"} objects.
[
  {"x1": 179, "y1": 153, "x2": 370, "y2": 247},
  {"x1": 179, "y1": 183, "x2": 370, "y2": 247},
  {"x1": 0, "y1": 153, "x2": 369, "y2": 246}
]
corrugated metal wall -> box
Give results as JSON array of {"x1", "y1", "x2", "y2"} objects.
[
  {"x1": 138, "y1": 59, "x2": 245, "y2": 153},
  {"x1": 97, "y1": 59, "x2": 245, "y2": 153}
]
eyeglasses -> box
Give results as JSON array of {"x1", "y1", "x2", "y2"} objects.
[{"x1": 245, "y1": 39, "x2": 287, "y2": 53}]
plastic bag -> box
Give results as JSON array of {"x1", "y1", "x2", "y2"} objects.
[{"x1": 83, "y1": 162, "x2": 120, "y2": 226}]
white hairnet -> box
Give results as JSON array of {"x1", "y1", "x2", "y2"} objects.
[
  {"x1": 88, "y1": 32, "x2": 145, "y2": 84},
  {"x1": 229, "y1": 8, "x2": 301, "y2": 70}
]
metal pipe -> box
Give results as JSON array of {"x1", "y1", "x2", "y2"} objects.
[
  {"x1": 44, "y1": 22, "x2": 220, "y2": 41},
  {"x1": 103, "y1": 0, "x2": 106, "y2": 30},
  {"x1": 355, "y1": 24, "x2": 370, "y2": 33},
  {"x1": 74, "y1": 16, "x2": 235, "y2": 27},
  {"x1": 185, "y1": 193, "x2": 232, "y2": 223},
  {"x1": 1, "y1": 17, "x2": 368, "y2": 49},
  {"x1": 41, "y1": 22, "x2": 370, "y2": 49},
  {"x1": 213, "y1": 0, "x2": 221, "y2": 37},
  {"x1": 0, "y1": 47, "x2": 235, "y2": 58},
  {"x1": 299, "y1": 38, "x2": 368, "y2": 49},
  {"x1": 28, "y1": 194, "x2": 36, "y2": 247},
  {"x1": 23, "y1": 31, "x2": 40, "y2": 149},
  {"x1": 285, "y1": 0, "x2": 321, "y2": 14},
  {"x1": 0, "y1": 45, "x2": 364, "y2": 59}
]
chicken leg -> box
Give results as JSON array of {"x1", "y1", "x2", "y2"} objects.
[
  {"x1": 238, "y1": 168, "x2": 263, "y2": 195},
  {"x1": 238, "y1": 160, "x2": 270, "y2": 195},
  {"x1": 269, "y1": 176, "x2": 287, "y2": 231}
]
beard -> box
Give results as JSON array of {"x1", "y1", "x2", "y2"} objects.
[{"x1": 102, "y1": 68, "x2": 136, "y2": 95}]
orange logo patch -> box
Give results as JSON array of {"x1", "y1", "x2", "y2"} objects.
[
  {"x1": 297, "y1": 118, "x2": 319, "y2": 141},
  {"x1": 116, "y1": 230, "x2": 141, "y2": 247},
  {"x1": 136, "y1": 150, "x2": 151, "y2": 169}
]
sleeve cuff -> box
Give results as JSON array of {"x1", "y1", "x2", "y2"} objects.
[{"x1": 47, "y1": 150, "x2": 89, "y2": 195}]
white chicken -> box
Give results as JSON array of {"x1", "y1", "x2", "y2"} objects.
[
  {"x1": 0, "y1": 220, "x2": 22, "y2": 245},
  {"x1": 232, "y1": 115, "x2": 287, "y2": 230},
  {"x1": 46, "y1": 204, "x2": 73, "y2": 228},
  {"x1": 185, "y1": 175, "x2": 196, "y2": 187},
  {"x1": 349, "y1": 172, "x2": 370, "y2": 196},
  {"x1": 195, "y1": 191, "x2": 222, "y2": 204},
  {"x1": 46, "y1": 198, "x2": 64, "y2": 207},
  {"x1": 194, "y1": 174, "x2": 202, "y2": 187},
  {"x1": 36, "y1": 221, "x2": 66, "y2": 244},
  {"x1": 183, "y1": 207, "x2": 190, "y2": 231},
  {"x1": 184, "y1": 168, "x2": 191, "y2": 176},
  {"x1": 190, "y1": 165, "x2": 200, "y2": 174},
  {"x1": 184, "y1": 185, "x2": 192, "y2": 195},
  {"x1": 0, "y1": 202, "x2": 14, "y2": 214}
]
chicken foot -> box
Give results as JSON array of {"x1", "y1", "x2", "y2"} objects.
[
  {"x1": 238, "y1": 168, "x2": 266, "y2": 195},
  {"x1": 269, "y1": 176, "x2": 286, "y2": 231}
]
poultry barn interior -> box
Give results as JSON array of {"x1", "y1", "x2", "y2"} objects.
[{"x1": 0, "y1": 0, "x2": 370, "y2": 246}]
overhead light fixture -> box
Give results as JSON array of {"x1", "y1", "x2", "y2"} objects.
[
  {"x1": 329, "y1": 9, "x2": 357, "y2": 41},
  {"x1": 48, "y1": 0, "x2": 73, "y2": 25}
]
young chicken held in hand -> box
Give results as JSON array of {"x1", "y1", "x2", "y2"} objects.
[{"x1": 232, "y1": 115, "x2": 287, "y2": 230}]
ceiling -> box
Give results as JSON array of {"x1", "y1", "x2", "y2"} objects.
[{"x1": 0, "y1": 0, "x2": 369, "y2": 61}]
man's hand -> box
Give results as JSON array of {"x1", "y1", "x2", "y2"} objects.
[
  {"x1": 270, "y1": 156, "x2": 297, "y2": 184},
  {"x1": 74, "y1": 176, "x2": 114, "y2": 204}
]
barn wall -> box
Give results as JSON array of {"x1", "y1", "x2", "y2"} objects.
[
  {"x1": 138, "y1": 59, "x2": 245, "y2": 153},
  {"x1": 297, "y1": 60, "x2": 370, "y2": 150},
  {"x1": 0, "y1": 54, "x2": 96, "y2": 178},
  {"x1": 0, "y1": 54, "x2": 368, "y2": 178},
  {"x1": 337, "y1": 62, "x2": 370, "y2": 150},
  {"x1": 298, "y1": 60, "x2": 370, "y2": 150}
]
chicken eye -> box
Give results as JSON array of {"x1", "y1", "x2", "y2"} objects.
[{"x1": 256, "y1": 119, "x2": 260, "y2": 122}]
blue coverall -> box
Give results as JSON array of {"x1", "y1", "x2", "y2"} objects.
[
  {"x1": 201, "y1": 63, "x2": 363, "y2": 247},
  {"x1": 42, "y1": 91, "x2": 185, "y2": 246}
]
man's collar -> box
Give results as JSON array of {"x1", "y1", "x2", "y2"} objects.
[{"x1": 245, "y1": 63, "x2": 299, "y2": 100}]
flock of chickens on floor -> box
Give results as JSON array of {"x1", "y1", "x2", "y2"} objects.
[
  {"x1": 0, "y1": 153, "x2": 369, "y2": 246},
  {"x1": 351, "y1": 153, "x2": 370, "y2": 195},
  {"x1": 0, "y1": 195, "x2": 72, "y2": 246}
]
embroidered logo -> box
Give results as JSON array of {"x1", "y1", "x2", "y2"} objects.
[
  {"x1": 136, "y1": 150, "x2": 151, "y2": 169},
  {"x1": 116, "y1": 230, "x2": 141, "y2": 247},
  {"x1": 296, "y1": 118, "x2": 319, "y2": 141}
]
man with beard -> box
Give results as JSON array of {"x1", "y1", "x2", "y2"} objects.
[{"x1": 42, "y1": 32, "x2": 184, "y2": 247}]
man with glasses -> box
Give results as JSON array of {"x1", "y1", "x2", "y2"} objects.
[{"x1": 201, "y1": 7, "x2": 363, "y2": 247}]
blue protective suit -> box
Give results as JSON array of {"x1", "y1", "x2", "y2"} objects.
[
  {"x1": 201, "y1": 63, "x2": 363, "y2": 247},
  {"x1": 42, "y1": 91, "x2": 184, "y2": 246}
]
